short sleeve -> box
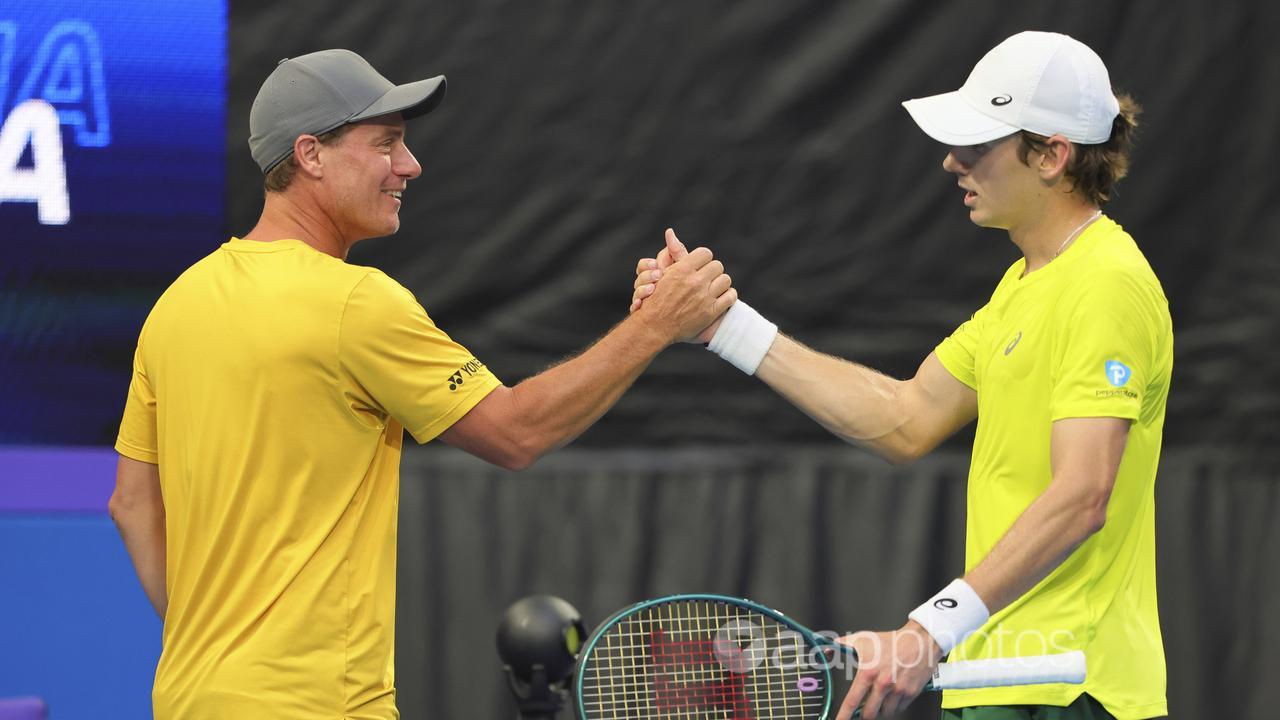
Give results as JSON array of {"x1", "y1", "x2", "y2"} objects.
[
  {"x1": 339, "y1": 271, "x2": 502, "y2": 443},
  {"x1": 1050, "y1": 270, "x2": 1159, "y2": 421},
  {"x1": 935, "y1": 308, "x2": 986, "y2": 391},
  {"x1": 116, "y1": 336, "x2": 159, "y2": 464}
]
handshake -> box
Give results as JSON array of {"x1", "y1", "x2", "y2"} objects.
[
  {"x1": 626, "y1": 228, "x2": 778, "y2": 375},
  {"x1": 626, "y1": 228, "x2": 733, "y2": 344}
]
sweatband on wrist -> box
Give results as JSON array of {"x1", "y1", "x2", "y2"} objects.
[
  {"x1": 706, "y1": 300, "x2": 778, "y2": 375},
  {"x1": 907, "y1": 578, "x2": 990, "y2": 656}
]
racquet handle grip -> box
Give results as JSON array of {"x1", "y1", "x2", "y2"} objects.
[{"x1": 927, "y1": 651, "x2": 1087, "y2": 690}]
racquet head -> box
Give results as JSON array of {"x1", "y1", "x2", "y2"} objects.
[{"x1": 575, "y1": 594, "x2": 844, "y2": 720}]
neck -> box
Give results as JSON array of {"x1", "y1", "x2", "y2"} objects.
[
  {"x1": 242, "y1": 191, "x2": 354, "y2": 260},
  {"x1": 1009, "y1": 198, "x2": 1101, "y2": 275}
]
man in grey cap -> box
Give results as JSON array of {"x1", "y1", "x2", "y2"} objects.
[
  {"x1": 633, "y1": 32, "x2": 1168, "y2": 720},
  {"x1": 109, "y1": 49, "x2": 735, "y2": 719}
]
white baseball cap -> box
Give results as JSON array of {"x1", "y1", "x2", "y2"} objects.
[{"x1": 902, "y1": 31, "x2": 1120, "y2": 146}]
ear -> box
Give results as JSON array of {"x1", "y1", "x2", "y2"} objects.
[
  {"x1": 293, "y1": 134, "x2": 324, "y2": 180},
  {"x1": 1038, "y1": 134, "x2": 1074, "y2": 181}
]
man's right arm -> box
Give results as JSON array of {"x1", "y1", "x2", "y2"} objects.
[
  {"x1": 754, "y1": 339, "x2": 977, "y2": 464},
  {"x1": 439, "y1": 314, "x2": 669, "y2": 470},
  {"x1": 439, "y1": 247, "x2": 736, "y2": 470},
  {"x1": 109, "y1": 455, "x2": 167, "y2": 618}
]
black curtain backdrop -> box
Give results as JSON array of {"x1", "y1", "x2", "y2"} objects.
[{"x1": 224, "y1": 1, "x2": 1280, "y2": 718}]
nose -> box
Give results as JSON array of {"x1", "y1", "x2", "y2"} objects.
[
  {"x1": 942, "y1": 148, "x2": 966, "y2": 174},
  {"x1": 394, "y1": 143, "x2": 422, "y2": 180}
]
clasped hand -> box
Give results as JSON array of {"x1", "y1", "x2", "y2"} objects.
[{"x1": 630, "y1": 228, "x2": 733, "y2": 344}]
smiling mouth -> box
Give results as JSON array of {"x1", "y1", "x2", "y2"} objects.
[{"x1": 382, "y1": 190, "x2": 403, "y2": 200}]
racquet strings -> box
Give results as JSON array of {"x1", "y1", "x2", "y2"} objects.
[{"x1": 579, "y1": 598, "x2": 832, "y2": 719}]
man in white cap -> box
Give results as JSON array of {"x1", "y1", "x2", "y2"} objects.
[
  {"x1": 109, "y1": 49, "x2": 735, "y2": 719},
  {"x1": 632, "y1": 31, "x2": 1169, "y2": 719}
]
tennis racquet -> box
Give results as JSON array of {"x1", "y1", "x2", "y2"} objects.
[{"x1": 575, "y1": 593, "x2": 1086, "y2": 720}]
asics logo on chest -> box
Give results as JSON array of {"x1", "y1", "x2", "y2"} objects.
[{"x1": 1004, "y1": 331, "x2": 1022, "y2": 355}]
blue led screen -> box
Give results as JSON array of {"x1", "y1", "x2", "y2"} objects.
[{"x1": 0, "y1": 0, "x2": 226, "y2": 444}]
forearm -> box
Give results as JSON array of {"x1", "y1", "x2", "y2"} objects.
[
  {"x1": 755, "y1": 334, "x2": 916, "y2": 461},
  {"x1": 112, "y1": 506, "x2": 168, "y2": 617},
  {"x1": 507, "y1": 312, "x2": 670, "y2": 461},
  {"x1": 963, "y1": 477, "x2": 1106, "y2": 615},
  {"x1": 908, "y1": 418, "x2": 1124, "y2": 655},
  {"x1": 447, "y1": 244, "x2": 732, "y2": 469}
]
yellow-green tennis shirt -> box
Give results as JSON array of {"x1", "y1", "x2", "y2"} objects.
[
  {"x1": 934, "y1": 217, "x2": 1172, "y2": 720},
  {"x1": 116, "y1": 238, "x2": 501, "y2": 720}
]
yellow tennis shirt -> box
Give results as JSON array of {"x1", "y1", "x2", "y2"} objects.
[
  {"x1": 116, "y1": 238, "x2": 501, "y2": 719},
  {"x1": 934, "y1": 217, "x2": 1171, "y2": 719}
]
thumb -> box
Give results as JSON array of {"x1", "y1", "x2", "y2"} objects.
[
  {"x1": 665, "y1": 227, "x2": 689, "y2": 261},
  {"x1": 657, "y1": 247, "x2": 674, "y2": 269}
]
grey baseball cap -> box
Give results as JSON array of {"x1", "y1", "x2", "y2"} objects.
[{"x1": 248, "y1": 49, "x2": 446, "y2": 173}]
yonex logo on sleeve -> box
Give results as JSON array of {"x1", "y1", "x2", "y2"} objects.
[
  {"x1": 1105, "y1": 360, "x2": 1132, "y2": 387},
  {"x1": 447, "y1": 358, "x2": 486, "y2": 391}
]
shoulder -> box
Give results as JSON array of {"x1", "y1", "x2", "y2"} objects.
[
  {"x1": 1062, "y1": 225, "x2": 1167, "y2": 312},
  {"x1": 144, "y1": 248, "x2": 226, "y2": 325},
  {"x1": 343, "y1": 267, "x2": 421, "y2": 312},
  {"x1": 1086, "y1": 222, "x2": 1164, "y2": 292},
  {"x1": 1053, "y1": 242, "x2": 1172, "y2": 352},
  {"x1": 340, "y1": 268, "x2": 440, "y2": 344}
]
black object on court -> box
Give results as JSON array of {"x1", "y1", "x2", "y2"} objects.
[{"x1": 497, "y1": 595, "x2": 587, "y2": 719}]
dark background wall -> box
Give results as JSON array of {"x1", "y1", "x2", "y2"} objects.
[{"x1": 223, "y1": 2, "x2": 1279, "y2": 719}]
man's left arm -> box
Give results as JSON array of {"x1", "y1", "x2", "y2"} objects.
[
  {"x1": 965, "y1": 415, "x2": 1128, "y2": 612},
  {"x1": 835, "y1": 416, "x2": 1129, "y2": 720}
]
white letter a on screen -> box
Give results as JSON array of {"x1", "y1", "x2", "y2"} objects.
[{"x1": 0, "y1": 99, "x2": 71, "y2": 225}]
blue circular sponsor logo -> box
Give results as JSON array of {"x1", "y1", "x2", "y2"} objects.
[{"x1": 1105, "y1": 360, "x2": 1132, "y2": 387}]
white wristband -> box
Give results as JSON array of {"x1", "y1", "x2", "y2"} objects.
[
  {"x1": 706, "y1": 300, "x2": 778, "y2": 375},
  {"x1": 907, "y1": 578, "x2": 990, "y2": 656}
]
